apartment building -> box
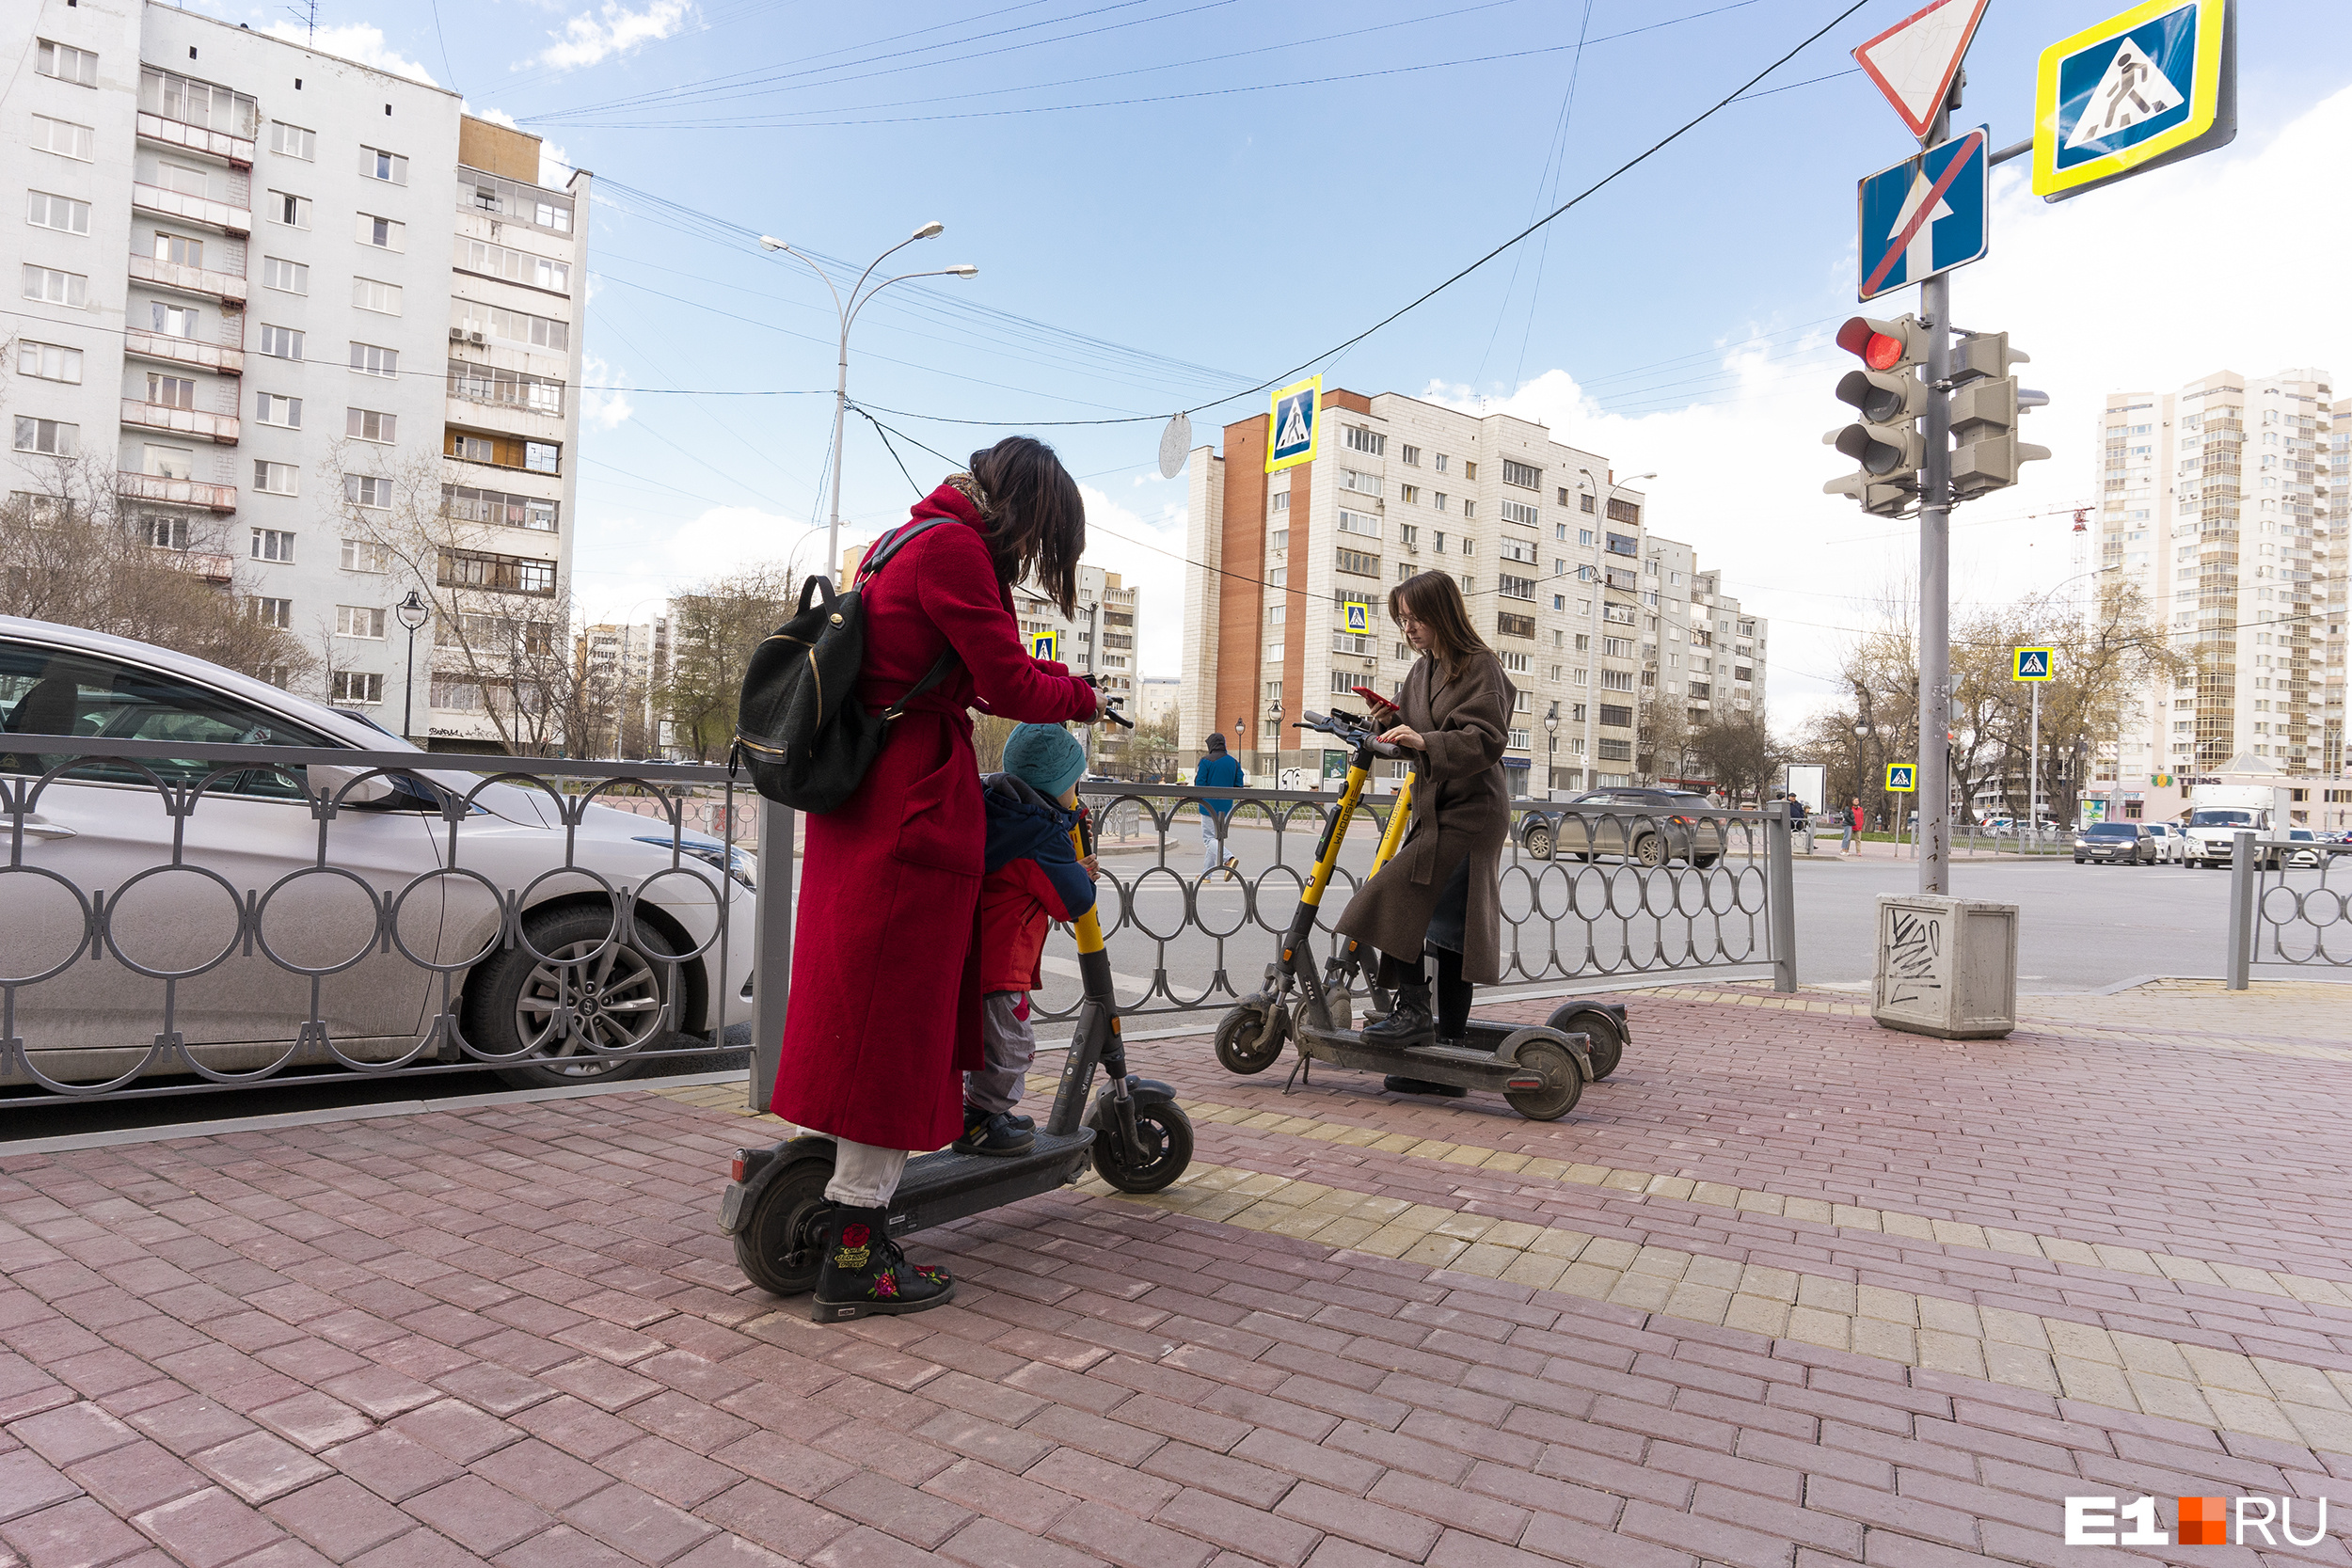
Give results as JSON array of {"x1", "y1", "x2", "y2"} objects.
[
  {"x1": 1178, "y1": 389, "x2": 1766, "y2": 793},
  {"x1": 2, "y1": 2, "x2": 586, "y2": 750},
  {"x1": 2098, "y1": 368, "x2": 2345, "y2": 799},
  {"x1": 579, "y1": 615, "x2": 667, "y2": 756}
]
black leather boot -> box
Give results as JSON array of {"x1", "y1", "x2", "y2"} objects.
[
  {"x1": 810, "y1": 1205, "x2": 955, "y2": 1323},
  {"x1": 1362, "y1": 982, "x2": 1433, "y2": 1045}
]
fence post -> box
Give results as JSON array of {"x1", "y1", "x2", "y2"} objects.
[
  {"x1": 1767, "y1": 803, "x2": 1798, "y2": 993},
  {"x1": 2226, "y1": 829, "x2": 2255, "y2": 991},
  {"x1": 750, "y1": 799, "x2": 796, "y2": 1113}
]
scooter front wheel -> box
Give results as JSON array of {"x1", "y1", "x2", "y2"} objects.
[
  {"x1": 1215, "y1": 999, "x2": 1286, "y2": 1075},
  {"x1": 1093, "y1": 1102, "x2": 1195, "y2": 1194},
  {"x1": 732, "y1": 1157, "x2": 834, "y2": 1296},
  {"x1": 1545, "y1": 1004, "x2": 1625, "y2": 1080}
]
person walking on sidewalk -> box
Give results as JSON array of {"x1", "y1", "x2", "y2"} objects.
[
  {"x1": 961, "y1": 723, "x2": 1101, "y2": 1158},
  {"x1": 1843, "y1": 796, "x2": 1864, "y2": 855},
  {"x1": 1194, "y1": 732, "x2": 1245, "y2": 879},
  {"x1": 772, "y1": 437, "x2": 1104, "y2": 1321},
  {"x1": 1785, "y1": 792, "x2": 1811, "y2": 854},
  {"x1": 1334, "y1": 570, "x2": 1513, "y2": 1098}
]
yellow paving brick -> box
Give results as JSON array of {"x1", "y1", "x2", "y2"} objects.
[
  {"x1": 1602, "y1": 1169, "x2": 1651, "y2": 1194},
  {"x1": 1784, "y1": 1197, "x2": 1834, "y2": 1227},
  {"x1": 1332, "y1": 1126, "x2": 1387, "y2": 1148},
  {"x1": 1684, "y1": 1254, "x2": 1746, "y2": 1292},
  {"x1": 2255, "y1": 1359, "x2": 2352, "y2": 1413},
  {"x1": 1735, "y1": 1191, "x2": 1788, "y2": 1216},
  {"x1": 1851, "y1": 1317, "x2": 1916, "y2": 1366},
  {"x1": 1300, "y1": 1123, "x2": 1352, "y2": 1143},
  {"x1": 1433, "y1": 1212, "x2": 1497, "y2": 1242},
  {"x1": 2037, "y1": 1236, "x2": 2103, "y2": 1267},
  {"x1": 1263, "y1": 1209, "x2": 1342, "y2": 1239},
  {"x1": 1451, "y1": 1243, "x2": 1522, "y2": 1279},
  {"x1": 1645, "y1": 1176, "x2": 1697, "y2": 1202},
  {"x1": 1983, "y1": 1228, "x2": 2044, "y2": 1257},
  {"x1": 1408, "y1": 1140, "x2": 1460, "y2": 1161},
  {"x1": 1916, "y1": 1330, "x2": 1988, "y2": 1380},
  {"x1": 1931, "y1": 1221, "x2": 1991, "y2": 1251},
  {"x1": 2044, "y1": 1321, "x2": 2122, "y2": 1366},
  {"x1": 1401, "y1": 1233, "x2": 1470, "y2": 1268},
  {"x1": 1580, "y1": 1238, "x2": 1642, "y2": 1271},
  {"x1": 2128, "y1": 1373, "x2": 2219, "y2": 1429},
  {"x1": 1521, "y1": 1157, "x2": 1571, "y2": 1181},
  {"x1": 2090, "y1": 1245, "x2": 2165, "y2": 1277},
  {"x1": 1855, "y1": 1286, "x2": 1917, "y2": 1326},
  {"x1": 1184, "y1": 1192, "x2": 1262, "y2": 1224},
  {"x1": 1239, "y1": 1112, "x2": 1292, "y2": 1131},
  {"x1": 1481, "y1": 1221, "x2": 1546, "y2": 1251},
  {"x1": 1554, "y1": 1262, "x2": 1625, "y2": 1300},
  {"x1": 1348, "y1": 1195, "x2": 1415, "y2": 1221},
  {"x1": 1392, "y1": 1205, "x2": 1452, "y2": 1235},
  {"x1": 1372, "y1": 1133, "x2": 1422, "y2": 1154},
  {"x1": 2180, "y1": 1345, "x2": 2269, "y2": 1396},
  {"x1": 2112, "y1": 1334, "x2": 2197, "y2": 1383},
  {"x1": 1724, "y1": 1294, "x2": 1791, "y2": 1338},
  {"x1": 1663, "y1": 1282, "x2": 1732, "y2": 1325},
  {"x1": 1565, "y1": 1164, "x2": 1613, "y2": 1186},
  {"x1": 1528, "y1": 1227, "x2": 1592, "y2": 1259},
  {"x1": 2201, "y1": 1388, "x2": 2305, "y2": 1444},
  {"x1": 1983, "y1": 1342, "x2": 2062, "y2": 1395},
  {"x1": 2153, "y1": 1254, "x2": 2227, "y2": 1287},
  {"x1": 1441, "y1": 1147, "x2": 1492, "y2": 1167},
  {"x1": 2210, "y1": 1262, "x2": 2294, "y2": 1297},
  {"x1": 1311, "y1": 1216, "x2": 1384, "y2": 1250},
  {"x1": 2282, "y1": 1403, "x2": 2352, "y2": 1457},
  {"x1": 1916, "y1": 1296, "x2": 1983, "y2": 1338},
  {"x1": 1786, "y1": 1307, "x2": 1851, "y2": 1351},
  {"x1": 1481, "y1": 1151, "x2": 1531, "y2": 1174},
  {"x1": 2056, "y1": 1356, "x2": 2139, "y2": 1410},
  {"x1": 1692, "y1": 1183, "x2": 1742, "y2": 1209},
  {"x1": 1629, "y1": 1246, "x2": 1691, "y2": 1281},
  {"x1": 1880, "y1": 1211, "x2": 1936, "y2": 1242},
  {"x1": 1739, "y1": 1264, "x2": 1800, "y2": 1304},
  {"x1": 1795, "y1": 1276, "x2": 1856, "y2": 1315},
  {"x1": 1353, "y1": 1225, "x2": 1425, "y2": 1259},
  {"x1": 1980, "y1": 1307, "x2": 2052, "y2": 1352},
  {"x1": 2277, "y1": 1275, "x2": 2352, "y2": 1309},
  {"x1": 1606, "y1": 1273, "x2": 1677, "y2": 1312},
  {"x1": 1502, "y1": 1252, "x2": 1570, "y2": 1291}
]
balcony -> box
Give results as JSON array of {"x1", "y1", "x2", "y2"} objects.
[
  {"x1": 135, "y1": 111, "x2": 254, "y2": 168},
  {"x1": 118, "y1": 472, "x2": 237, "y2": 512},
  {"x1": 121, "y1": 399, "x2": 239, "y2": 446},
  {"x1": 124, "y1": 331, "x2": 243, "y2": 376},
  {"x1": 128, "y1": 253, "x2": 246, "y2": 308},
  {"x1": 160, "y1": 550, "x2": 236, "y2": 584},
  {"x1": 129, "y1": 183, "x2": 250, "y2": 236}
]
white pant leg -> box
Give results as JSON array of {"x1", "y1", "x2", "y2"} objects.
[
  {"x1": 1201, "y1": 812, "x2": 1227, "y2": 876},
  {"x1": 825, "y1": 1139, "x2": 909, "y2": 1208}
]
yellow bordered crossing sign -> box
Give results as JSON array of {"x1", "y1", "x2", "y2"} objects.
[
  {"x1": 2032, "y1": 0, "x2": 2235, "y2": 202},
  {"x1": 1265, "y1": 375, "x2": 1322, "y2": 474},
  {"x1": 1885, "y1": 763, "x2": 1918, "y2": 793},
  {"x1": 1343, "y1": 603, "x2": 1371, "y2": 634},
  {"x1": 2012, "y1": 646, "x2": 2055, "y2": 681},
  {"x1": 1029, "y1": 631, "x2": 1058, "y2": 661}
]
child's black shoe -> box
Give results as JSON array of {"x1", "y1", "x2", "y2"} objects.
[{"x1": 955, "y1": 1109, "x2": 1036, "y2": 1157}]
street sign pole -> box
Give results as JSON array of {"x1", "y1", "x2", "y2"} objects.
[
  {"x1": 1916, "y1": 87, "x2": 1954, "y2": 896},
  {"x1": 2029, "y1": 679, "x2": 2040, "y2": 841}
]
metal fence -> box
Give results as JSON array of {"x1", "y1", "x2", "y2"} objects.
[
  {"x1": 2, "y1": 733, "x2": 755, "y2": 1101},
  {"x1": 1022, "y1": 784, "x2": 1797, "y2": 1026},
  {"x1": 2225, "y1": 831, "x2": 2352, "y2": 989}
]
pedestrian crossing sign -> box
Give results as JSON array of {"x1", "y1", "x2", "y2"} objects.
[
  {"x1": 2033, "y1": 0, "x2": 2234, "y2": 200},
  {"x1": 1343, "y1": 603, "x2": 1371, "y2": 634},
  {"x1": 1030, "y1": 631, "x2": 1058, "y2": 661},
  {"x1": 1265, "y1": 375, "x2": 1322, "y2": 474},
  {"x1": 1885, "y1": 763, "x2": 1917, "y2": 793},
  {"x1": 2012, "y1": 646, "x2": 2055, "y2": 681}
]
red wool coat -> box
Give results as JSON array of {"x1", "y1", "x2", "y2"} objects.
[{"x1": 769, "y1": 483, "x2": 1098, "y2": 1150}]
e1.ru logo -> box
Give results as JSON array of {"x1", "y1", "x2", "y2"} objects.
[{"x1": 2065, "y1": 1495, "x2": 2327, "y2": 1546}]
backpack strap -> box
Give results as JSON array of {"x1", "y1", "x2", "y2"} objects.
[
  {"x1": 857, "y1": 516, "x2": 957, "y2": 585},
  {"x1": 880, "y1": 648, "x2": 957, "y2": 722}
]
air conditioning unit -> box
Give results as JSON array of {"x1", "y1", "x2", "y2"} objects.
[
  {"x1": 467, "y1": 331, "x2": 485, "y2": 345},
  {"x1": 448, "y1": 326, "x2": 466, "y2": 341}
]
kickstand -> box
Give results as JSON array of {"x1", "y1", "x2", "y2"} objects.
[{"x1": 1281, "y1": 1053, "x2": 1311, "y2": 1096}]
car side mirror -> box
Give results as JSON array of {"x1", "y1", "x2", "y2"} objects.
[{"x1": 308, "y1": 761, "x2": 402, "y2": 806}]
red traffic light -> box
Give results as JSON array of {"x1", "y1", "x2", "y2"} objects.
[{"x1": 1836, "y1": 316, "x2": 1906, "y2": 371}]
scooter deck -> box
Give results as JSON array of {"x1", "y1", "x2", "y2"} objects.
[
  {"x1": 1291, "y1": 1022, "x2": 1581, "y2": 1092},
  {"x1": 885, "y1": 1129, "x2": 1097, "y2": 1240}
]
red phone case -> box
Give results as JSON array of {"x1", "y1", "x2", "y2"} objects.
[{"x1": 1353, "y1": 685, "x2": 1392, "y2": 710}]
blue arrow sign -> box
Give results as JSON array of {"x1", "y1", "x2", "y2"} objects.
[{"x1": 1857, "y1": 126, "x2": 1989, "y2": 302}]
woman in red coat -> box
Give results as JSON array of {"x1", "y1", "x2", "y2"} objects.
[{"x1": 772, "y1": 436, "x2": 1100, "y2": 1321}]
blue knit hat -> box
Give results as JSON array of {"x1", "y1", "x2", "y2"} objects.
[{"x1": 1003, "y1": 722, "x2": 1088, "y2": 800}]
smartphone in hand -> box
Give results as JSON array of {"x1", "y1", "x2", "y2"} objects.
[{"x1": 1352, "y1": 685, "x2": 1396, "y2": 715}]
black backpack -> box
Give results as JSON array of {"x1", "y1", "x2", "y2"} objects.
[{"x1": 731, "y1": 519, "x2": 959, "y2": 813}]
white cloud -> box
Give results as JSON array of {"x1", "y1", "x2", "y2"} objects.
[
  {"x1": 572, "y1": 503, "x2": 821, "y2": 623},
  {"x1": 533, "y1": 0, "x2": 693, "y2": 72},
  {"x1": 582, "y1": 354, "x2": 634, "y2": 431},
  {"x1": 261, "y1": 23, "x2": 438, "y2": 87},
  {"x1": 1441, "y1": 83, "x2": 2352, "y2": 738},
  {"x1": 1078, "y1": 481, "x2": 1191, "y2": 676}
]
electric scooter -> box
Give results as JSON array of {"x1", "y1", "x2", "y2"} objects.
[
  {"x1": 721, "y1": 703, "x2": 1194, "y2": 1299},
  {"x1": 1212, "y1": 706, "x2": 1630, "y2": 1120}
]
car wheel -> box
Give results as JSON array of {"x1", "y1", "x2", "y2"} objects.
[
  {"x1": 1633, "y1": 833, "x2": 1665, "y2": 869},
  {"x1": 464, "y1": 905, "x2": 677, "y2": 1088},
  {"x1": 1524, "y1": 822, "x2": 1554, "y2": 861}
]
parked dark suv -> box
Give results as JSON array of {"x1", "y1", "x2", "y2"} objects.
[
  {"x1": 1518, "y1": 788, "x2": 1727, "y2": 868},
  {"x1": 2073, "y1": 821, "x2": 2158, "y2": 865}
]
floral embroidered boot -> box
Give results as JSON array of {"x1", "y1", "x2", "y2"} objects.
[{"x1": 810, "y1": 1205, "x2": 955, "y2": 1323}]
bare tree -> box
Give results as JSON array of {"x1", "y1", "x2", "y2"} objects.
[
  {"x1": 1689, "y1": 709, "x2": 1779, "y2": 803},
  {"x1": 661, "y1": 565, "x2": 797, "y2": 763}
]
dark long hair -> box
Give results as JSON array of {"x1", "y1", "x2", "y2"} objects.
[
  {"x1": 1388, "y1": 570, "x2": 1493, "y2": 678},
  {"x1": 969, "y1": 436, "x2": 1084, "y2": 616}
]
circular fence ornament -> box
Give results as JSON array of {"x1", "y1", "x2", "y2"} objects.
[{"x1": 1158, "y1": 413, "x2": 1192, "y2": 480}]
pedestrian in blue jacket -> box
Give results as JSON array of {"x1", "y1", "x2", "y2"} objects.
[{"x1": 1194, "y1": 732, "x2": 1246, "y2": 879}]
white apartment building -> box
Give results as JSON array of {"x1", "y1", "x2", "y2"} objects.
[
  {"x1": 2, "y1": 2, "x2": 586, "y2": 750},
  {"x1": 580, "y1": 615, "x2": 667, "y2": 755},
  {"x1": 1137, "y1": 674, "x2": 1178, "y2": 730},
  {"x1": 2098, "y1": 369, "x2": 2345, "y2": 804},
  {"x1": 1179, "y1": 389, "x2": 1766, "y2": 793}
]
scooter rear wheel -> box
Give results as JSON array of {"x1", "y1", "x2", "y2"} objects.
[
  {"x1": 1215, "y1": 1001, "x2": 1285, "y2": 1075},
  {"x1": 1503, "y1": 1039, "x2": 1582, "y2": 1122},
  {"x1": 732, "y1": 1158, "x2": 834, "y2": 1296},
  {"x1": 1092, "y1": 1102, "x2": 1195, "y2": 1194},
  {"x1": 1544, "y1": 1004, "x2": 1625, "y2": 1080}
]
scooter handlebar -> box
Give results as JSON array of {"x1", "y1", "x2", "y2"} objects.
[{"x1": 1294, "y1": 709, "x2": 1403, "y2": 759}]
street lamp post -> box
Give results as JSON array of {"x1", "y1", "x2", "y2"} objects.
[
  {"x1": 756, "y1": 225, "x2": 977, "y2": 578},
  {"x1": 394, "y1": 590, "x2": 430, "y2": 744},
  {"x1": 1573, "y1": 467, "x2": 1654, "y2": 788},
  {"x1": 1545, "y1": 701, "x2": 1559, "y2": 800}
]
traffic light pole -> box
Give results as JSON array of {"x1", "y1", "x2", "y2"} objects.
[{"x1": 1915, "y1": 95, "x2": 1955, "y2": 896}]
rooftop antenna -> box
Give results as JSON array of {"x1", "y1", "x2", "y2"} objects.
[{"x1": 285, "y1": 0, "x2": 317, "y2": 43}]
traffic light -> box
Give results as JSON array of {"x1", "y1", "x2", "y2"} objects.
[
  {"x1": 1947, "y1": 330, "x2": 2050, "y2": 499},
  {"x1": 1822, "y1": 314, "x2": 1931, "y2": 515}
]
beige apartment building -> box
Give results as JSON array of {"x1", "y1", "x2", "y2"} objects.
[
  {"x1": 2096, "y1": 369, "x2": 2346, "y2": 815},
  {"x1": 1179, "y1": 389, "x2": 1765, "y2": 794}
]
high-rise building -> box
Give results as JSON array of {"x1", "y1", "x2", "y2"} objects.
[
  {"x1": 1179, "y1": 389, "x2": 1765, "y2": 792},
  {"x1": 2100, "y1": 369, "x2": 2344, "y2": 789},
  {"x1": 579, "y1": 615, "x2": 667, "y2": 756},
  {"x1": 2, "y1": 5, "x2": 586, "y2": 750}
]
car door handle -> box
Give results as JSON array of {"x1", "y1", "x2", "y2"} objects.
[{"x1": 13, "y1": 816, "x2": 76, "y2": 840}]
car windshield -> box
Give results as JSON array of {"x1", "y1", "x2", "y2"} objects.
[
  {"x1": 2188, "y1": 810, "x2": 2256, "y2": 827},
  {"x1": 2084, "y1": 825, "x2": 2135, "y2": 837}
]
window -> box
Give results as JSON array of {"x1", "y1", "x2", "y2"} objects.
[
  {"x1": 269, "y1": 120, "x2": 316, "y2": 160},
  {"x1": 1502, "y1": 459, "x2": 1541, "y2": 490},
  {"x1": 1607, "y1": 496, "x2": 1640, "y2": 524},
  {"x1": 1336, "y1": 546, "x2": 1381, "y2": 578},
  {"x1": 1597, "y1": 738, "x2": 1632, "y2": 762},
  {"x1": 269, "y1": 191, "x2": 311, "y2": 229},
  {"x1": 1336, "y1": 507, "x2": 1380, "y2": 539},
  {"x1": 151, "y1": 303, "x2": 199, "y2": 339},
  {"x1": 352, "y1": 277, "x2": 402, "y2": 314},
  {"x1": 1500, "y1": 499, "x2": 1540, "y2": 529},
  {"x1": 1499, "y1": 574, "x2": 1536, "y2": 601},
  {"x1": 359, "y1": 147, "x2": 409, "y2": 184},
  {"x1": 1400, "y1": 445, "x2": 1421, "y2": 466},
  {"x1": 250, "y1": 528, "x2": 295, "y2": 562},
  {"x1": 251, "y1": 596, "x2": 293, "y2": 629},
  {"x1": 145, "y1": 373, "x2": 193, "y2": 407},
  {"x1": 1602, "y1": 636, "x2": 1635, "y2": 657},
  {"x1": 446, "y1": 361, "x2": 565, "y2": 417},
  {"x1": 141, "y1": 67, "x2": 256, "y2": 136},
  {"x1": 37, "y1": 41, "x2": 98, "y2": 87},
  {"x1": 151, "y1": 231, "x2": 204, "y2": 268},
  {"x1": 11, "y1": 419, "x2": 77, "y2": 456},
  {"x1": 1462, "y1": 500, "x2": 1476, "y2": 520},
  {"x1": 431, "y1": 677, "x2": 485, "y2": 711},
  {"x1": 143, "y1": 445, "x2": 192, "y2": 479},
  {"x1": 22, "y1": 265, "x2": 87, "y2": 308},
  {"x1": 330, "y1": 672, "x2": 384, "y2": 705},
  {"x1": 1433, "y1": 493, "x2": 1447, "y2": 513},
  {"x1": 348, "y1": 342, "x2": 398, "y2": 377},
  {"x1": 1598, "y1": 704, "x2": 1633, "y2": 728},
  {"x1": 1398, "y1": 483, "x2": 1419, "y2": 505},
  {"x1": 1343, "y1": 426, "x2": 1385, "y2": 456},
  {"x1": 458, "y1": 240, "x2": 572, "y2": 293},
  {"x1": 1265, "y1": 603, "x2": 1285, "y2": 626},
  {"x1": 438, "y1": 546, "x2": 558, "y2": 596},
  {"x1": 1605, "y1": 531, "x2": 1639, "y2": 557},
  {"x1": 525, "y1": 441, "x2": 560, "y2": 474},
  {"x1": 357, "y1": 214, "x2": 406, "y2": 251},
  {"x1": 32, "y1": 116, "x2": 94, "y2": 161},
  {"x1": 17, "y1": 341, "x2": 82, "y2": 383},
  {"x1": 157, "y1": 161, "x2": 210, "y2": 198},
  {"x1": 147, "y1": 515, "x2": 189, "y2": 549},
  {"x1": 1263, "y1": 680, "x2": 1282, "y2": 703},
  {"x1": 1267, "y1": 491, "x2": 1289, "y2": 515},
  {"x1": 27, "y1": 192, "x2": 90, "y2": 235},
  {"x1": 452, "y1": 302, "x2": 570, "y2": 352},
  {"x1": 346, "y1": 407, "x2": 398, "y2": 443},
  {"x1": 343, "y1": 474, "x2": 392, "y2": 508},
  {"x1": 1600, "y1": 669, "x2": 1635, "y2": 691},
  {"x1": 335, "y1": 605, "x2": 386, "y2": 639},
  {"x1": 252, "y1": 462, "x2": 299, "y2": 496},
  {"x1": 1462, "y1": 461, "x2": 1477, "y2": 481},
  {"x1": 1497, "y1": 612, "x2": 1535, "y2": 639},
  {"x1": 257, "y1": 325, "x2": 303, "y2": 359},
  {"x1": 261, "y1": 256, "x2": 308, "y2": 293},
  {"x1": 443, "y1": 485, "x2": 559, "y2": 531},
  {"x1": 1580, "y1": 493, "x2": 1596, "y2": 515},
  {"x1": 1268, "y1": 528, "x2": 1288, "y2": 551},
  {"x1": 1435, "y1": 453, "x2": 1448, "y2": 474},
  {"x1": 254, "y1": 392, "x2": 301, "y2": 428},
  {"x1": 461, "y1": 171, "x2": 573, "y2": 233},
  {"x1": 1330, "y1": 671, "x2": 1361, "y2": 695},
  {"x1": 448, "y1": 433, "x2": 492, "y2": 464},
  {"x1": 1339, "y1": 468, "x2": 1380, "y2": 497}
]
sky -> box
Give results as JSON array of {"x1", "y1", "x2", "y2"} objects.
[{"x1": 207, "y1": 0, "x2": 2352, "y2": 732}]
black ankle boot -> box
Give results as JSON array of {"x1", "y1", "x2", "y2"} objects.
[
  {"x1": 810, "y1": 1205, "x2": 955, "y2": 1323},
  {"x1": 1362, "y1": 983, "x2": 1433, "y2": 1044}
]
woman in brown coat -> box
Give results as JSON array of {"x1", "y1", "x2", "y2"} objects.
[{"x1": 1333, "y1": 571, "x2": 1516, "y2": 1095}]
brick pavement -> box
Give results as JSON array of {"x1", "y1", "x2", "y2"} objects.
[{"x1": 4, "y1": 978, "x2": 2350, "y2": 1567}]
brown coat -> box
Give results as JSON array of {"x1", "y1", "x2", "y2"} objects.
[{"x1": 1333, "y1": 649, "x2": 1516, "y2": 985}]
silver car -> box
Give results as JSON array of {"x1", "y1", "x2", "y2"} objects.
[{"x1": 1, "y1": 616, "x2": 753, "y2": 1091}]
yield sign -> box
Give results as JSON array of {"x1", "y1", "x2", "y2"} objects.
[{"x1": 1853, "y1": 0, "x2": 1992, "y2": 140}]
